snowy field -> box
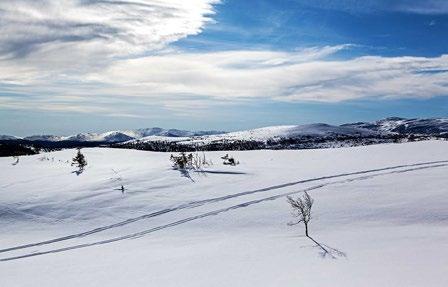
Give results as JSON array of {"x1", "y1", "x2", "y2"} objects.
[{"x1": 1, "y1": 141, "x2": 448, "y2": 287}]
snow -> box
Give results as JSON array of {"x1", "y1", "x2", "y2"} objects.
[
  {"x1": 0, "y1": 135, "x2": 20, "y2": 140},
  {"x1": 3, "y1": 118, "x2": 447, "y2": 144},
  {"x1": 201, "y1": 123, "x2": 375, "y2": 141},
  {"x1": 134, "y1": 135, "x2": 193, "y2": 143},
  {"x1": 208, "y1": 124, "x2": 375, "y2": 141},
  {"x1": 23, "y1": 135, "x2": 65, "y2": 141},
  {"x1": 133, "y1": 123, "x2": 377, "y2": 145},
  {"x1": 1, "y1": 141, "x2": 448, "y2": 286},
  {"x1": 343, "y1": 117, "x2": 448, "y2": 135},
  {"x1": 16, "y1": 128, "x2": 225, "y2": 143}
]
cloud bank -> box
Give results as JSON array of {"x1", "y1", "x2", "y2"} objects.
[
  {"x1": 81, "y1": 49, "x2": 448, "y2": 102},
  {"x1": 1, "y1": 45, "x2": 448, "y2": 117}
]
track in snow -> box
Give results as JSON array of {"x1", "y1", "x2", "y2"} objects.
[
  {"x1": 1, "y1": 161, "x2": 447, "y2": 262},
  {"x1": 2, "y1": 160, "x2": 447, "y2": 254}
]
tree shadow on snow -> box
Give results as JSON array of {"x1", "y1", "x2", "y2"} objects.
[
  {"x1": 174, "y1": 168, "x2": 247, "y2": 182},
  {"x1": 193, "y1": 170, "x2": 248, "y2": 175},
  {"x1": 293, "y1": 235, "x2": 346, "y2": 259},
  {"x1": 71, "y1": 169, "x2": 84, "y2": 176},
  {"x1": 177, "y1": 168, "x2": 195, "y2": 182},
  {"x1": 307, "y1": 236, "x2": 347, "y2": 259}
]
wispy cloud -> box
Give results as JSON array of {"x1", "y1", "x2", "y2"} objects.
[
  {"x1": 94, "y1": 51, "x2": 448, "y2": 102},
  {"x1": 0, "y1": 0, "x2": 222, "y2": 118},
  {"x1": 2, "y1": 44, "x2": 448, "y2": 116},
  {"x1": 294, "y1": 0, "x2": 448, "y2": 15},
  {"x1": 0, "y1": 0, "x2": 219, "y2": 61},
  {"x1": 395, "y1": 0, "x2": 448, "y2": 14},
  {"x1": 0, "y1": 1, "x2": 447, "y2": 120}
]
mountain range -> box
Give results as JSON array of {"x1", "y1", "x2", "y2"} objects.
[
  {"x1": 1, "y1": 117, "x2": 447, "y2": 144},
  {"x1": 341, "y1": 117, "x2": 448, "y2": 136},
  {"x1": 1, "y1": 117, "x2": 447, "y2": 156},
  {"x1": 0, "y1": 128, "x2": 224, "y2": 143}
]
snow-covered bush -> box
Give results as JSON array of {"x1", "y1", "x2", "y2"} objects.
[
  {"x1": 221, "y1": 154, "x2": 239, "y2": 166},
  {"x1": 170, "y1": 152, "x2": 211, "y2": 171},
  {"x1": 170, "y1": 152, "x2": 193, "y2": 170}
]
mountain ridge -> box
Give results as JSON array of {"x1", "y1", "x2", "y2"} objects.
[
  {"x1": 1, "y1": 117, "x2": 447, "y2": 144},
  {"x1": 1, "y1": 128, "x2": 225, "y2": 143}
]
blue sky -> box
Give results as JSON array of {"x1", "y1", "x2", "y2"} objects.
[
  {"x1": 0, "y1": 0, "x2": 447, "y2": 136},
  {"x1": 178, "y1": 0, "x2": 448, "y2": 56}
]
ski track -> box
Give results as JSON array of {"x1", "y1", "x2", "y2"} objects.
[
  {"x1": 1, "y1": 160, "x2": 447, "y2": 255},
  {"x1": 1, "y1": 161, "x2": 447, "y2": 262}
]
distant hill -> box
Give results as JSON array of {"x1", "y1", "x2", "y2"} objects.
[
  {"x1": 118, "y1": 118, "x2": 447, "y2": 152},
  {"x1": 1, "y1": 118, "x2": 447, "y2": 156},
  {"x1": 6, "y1": 128, "x2": 226, "y2": 143},
  {"x1": 341, "y1": 117, "x2": 448, "y2": 136},
  {"x1": 128, "y1": 123, "x2": 377, "y2": 145}
]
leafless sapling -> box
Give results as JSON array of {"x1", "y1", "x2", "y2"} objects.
[{"x1": 287, "y1": 192, "x2": 314, "y2": 237}]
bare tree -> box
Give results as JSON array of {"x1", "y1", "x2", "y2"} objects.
[
  {"x1": 287, "y1": 192, "x2": 314, "y2": 237},
  {"x1": 287, "y1": 193, "x2": 346, "y2": 259}
]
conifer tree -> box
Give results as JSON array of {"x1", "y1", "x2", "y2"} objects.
[{"x1": 72, "y1": 148, "x2": 87, "y2": 174}]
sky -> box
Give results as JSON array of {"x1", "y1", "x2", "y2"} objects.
[{"x1": 0, "y1": 0, "x2": 448, "y2": 136}]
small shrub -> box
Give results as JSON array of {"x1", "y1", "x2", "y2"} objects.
[
  {"x1": 72, "y1": 148, "x2": 87, "y2": 175},
  {"x1": 170, "y1": 152, "x2": 193, "y2": 170},
  {"x1": 170, "y1": 152, "x2": 213, "y2": 178},
  {"x1": 221, "y1": 154, "x2": 239, "y2": 166},
  {"x1": 170, "y1": 152, "x2": 212, "y2": 170}
]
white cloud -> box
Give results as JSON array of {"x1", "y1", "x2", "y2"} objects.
[
  {"x1": 84, "y1": 50, "x2": 448, "y2": 103},
  {"x1": 2, "y1": 45, "x2": 448, "y2": 118},
  {"x1": 294, "y1": 0, "x2": 448, "y2": 15},
  {"x1": 0, "y1": 0, "x2": 219, "y2": 62},
  {"x1": 0, "y1": 1, "x2": 447, "y2": 116},
  {"x1": 395, "y1": 0, "x2": 448, "y2": 14}
]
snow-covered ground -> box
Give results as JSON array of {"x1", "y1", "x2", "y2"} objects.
[
  {"x1": 129, "y1": 123, "x2": 377, "y2": 145},
  {"x1": 1, "y1": 141, "x2": 447, "y2": 287}
]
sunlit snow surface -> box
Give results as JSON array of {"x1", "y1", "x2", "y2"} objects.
[{"x1": 1, "y1": 141, "x2": 447, "y2": 287}]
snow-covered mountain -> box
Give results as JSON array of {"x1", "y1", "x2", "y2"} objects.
[
  {"x1": 195, "y1": 123, "x2": 377, "y2": 142},
  {"x1": 341, "y1": 117, "x2": 448, "y2": 136},
  {"x1": 118, "y1": 123, "x2": 390, "y2": 152},
  {"x1": 132, "y1": 123, "x2": 378, "y2": 145},
  {"x1": 1, "y1": 118, "x2": 447, "y2": 146},
  {"x1": 0, "y1": 135, "x2": 20, "y2": 140},
  {"x1": 9, "y1": 128, "x2": 225, "y2": 143},
  {"x1": 117, "y1": 118, "x2": 448, "y2": 152},
  {"x1": 23, "y1": 135, "x2": 65, "y2": 141}
]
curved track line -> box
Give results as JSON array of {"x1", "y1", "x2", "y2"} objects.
[
  {"x1": 1, "y1": 160, "x2": 447, "y2": 255},
  {"x1": 1, "y1": 163, "x2": 447, "y2": 262}
]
